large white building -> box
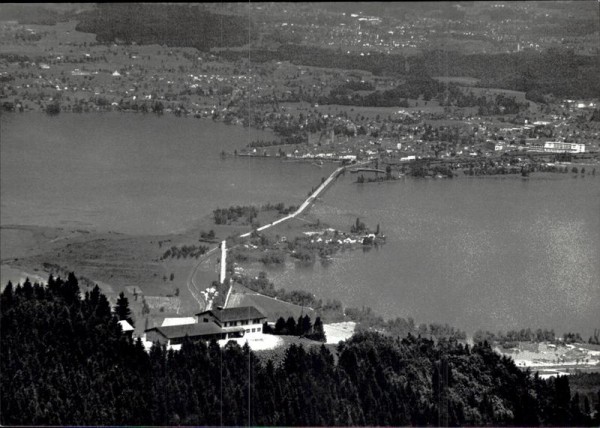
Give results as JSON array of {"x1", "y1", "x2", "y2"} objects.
[
  {"x1": 542, "y1": 142, "x2": 585, "y2": 153},
  {"x1": 197, "y1": 306, "x2": 267, "y2": 337},
  {"x1": 144, "y1": 306, "x2": 267, "y2": 348}
]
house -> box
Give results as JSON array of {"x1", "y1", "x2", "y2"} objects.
[
  {"x1": 145, "y1": 322, "x2": 245, "y2": 346},
  {"x1": 196, "y1": 306, "x2": 267, "y2": 336},
  {"x1": 143, "y1": 305, "x2": 267, "y2": 349}
]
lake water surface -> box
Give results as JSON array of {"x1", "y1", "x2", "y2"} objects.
[
  {"x1": 2, "y1": 113, "x2": 599, "y2": 336},
  {"x1": 1, "y1": 113, "x2": 335, "y2": 234},
  {"x1": 266, "y1": 172, "x2": 600, "y2": 337}
]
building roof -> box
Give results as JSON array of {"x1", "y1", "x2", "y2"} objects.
[
  {"x1": 146, "y1": 322, "x2": 241, "y2": 340},
  {"x1": 118, "y1": 320, "x2": 134, "y2": 332},
  {"x1": 161, "y1": 317, "x2": 196, "y2": 327},
  {"x1": 196, "y1": 306, "x2": 266, "y2": 323}
]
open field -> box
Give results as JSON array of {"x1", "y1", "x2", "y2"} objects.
[
  {"x1": 467, "y1": 86, "x2": 528, "y2": 101},
  {"x1": 0, "y1": 224, "x2": 221, "y2": 333},
  {"x1": 324, "y1": 321, "x2": 356, "y2": 344},
  {"x1": 227, "y1": 282, "x2": 316, "y2": 321},
  {"x1": 314, "y1": 102, "x2": 445, "y2": 117},
  {"x1": 0, "y1": 202, "x2": 326, "y2": 333},
  {"x1": 433, "y1": 76, "x2": 480, "y2": 86}
]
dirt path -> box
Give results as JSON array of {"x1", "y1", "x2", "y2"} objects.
[{"x1": 186, "y1": 246, "x2": 219, "y2": 311}]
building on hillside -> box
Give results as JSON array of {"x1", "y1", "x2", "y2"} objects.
[
  {"x1": 143, "y1": 306, "x2": 267, "y2": 349},
  {"x1": 196, "y1": 306, "x2": 267, "y2": 336},
  {"x1": 145, "y1": 322, "x2": 245, "y2": 346}
]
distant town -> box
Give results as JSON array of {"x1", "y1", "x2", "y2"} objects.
[{"x1": 1, "y1": 3, "x2": 599, "y2": 174}]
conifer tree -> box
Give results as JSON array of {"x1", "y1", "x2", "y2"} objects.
[
  {"x1": 301, "y1": 314, "x2": 312, "y2": 336},
  {"x1": 274, "y1": 317, "x2": 286, "y2": 334},
  {"x1": 115, "y1": 291, "x2": 133, "y2": 325},
  {"x1": 1, "y1": 281, "x2": 13, "y2": 309},
  {"x1": 22, "y1": 278, "x2": 33, "y2": 299},
  {"x1": 285, "y1": 316, "x2": 297, "y2": 335},
  {"x1": 307, "y1": 316, "x2": 326, "y2": 342}
]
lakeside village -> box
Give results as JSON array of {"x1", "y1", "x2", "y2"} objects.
[
  {"x1": 231, "y1": 114, "x2": 598, "y2": 180},
  {"x1": 2, "y1": 21, "x2": 600, "y2": 178}
]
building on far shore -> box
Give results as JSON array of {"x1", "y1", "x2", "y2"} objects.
[{"x1": 528, "y1": 141, "x2": 585, "y2": 154}]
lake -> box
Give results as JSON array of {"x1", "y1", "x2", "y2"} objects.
[
  {"x1": 265, "y1": 172, "x2": 600, "y2": 337},
  {"x1": 2, "y1": 112, "x2": 599, "y2": 336},
  {"x1": 0, "y1": 113, "x2": 335, "y2": 234}
]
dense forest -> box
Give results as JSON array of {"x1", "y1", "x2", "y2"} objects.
[
  {"x1": 420, "y1": 49, "x2": 600, "y2": 99},
  {"x1": 2, "y1": 274, "x2": 599, "y2": 426},
  {"x1": 75, "y1": 3, "x2": 255, "y2": 50},
  {"x1": 318, "y1": 75, "x2": 442, "y2": 107},
  {"x1": 314, "y1": 76, "x2": 530, "y2": 113}
]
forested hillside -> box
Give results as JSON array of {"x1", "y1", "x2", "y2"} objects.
[
  {"x1": 75, "y1": 3, "x2": 255, "y2": 50},
  {"x1": 1, "y1": 275, "x2": 598, "y2": 426},
  {"x1": 220, "y1": 45, "x2": 600, "y2": 99}
]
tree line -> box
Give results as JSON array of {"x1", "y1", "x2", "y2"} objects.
[
  {"x1": 475, "y1": 328, "x2": 599, "y2": 347},
  {"x1": 263, "y1": 314, "x2": 326, "y2": 342},
  {"x1": 2, "y1": 274, "x2": 599, "y2": 425},
  {"x1": 160, "y1": 244, "x2": 209, "y2": 260},
  {"x1": 213, "y1": 205, "x2": 259, "y2": 225}
]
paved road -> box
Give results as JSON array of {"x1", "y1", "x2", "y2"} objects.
[{"x1": 239, "y1": 165, "x2": 346, "y2": 238}]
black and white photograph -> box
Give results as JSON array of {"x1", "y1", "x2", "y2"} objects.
[{"x1": 1, "y1": 2, "x2": 599, "y2": 426}]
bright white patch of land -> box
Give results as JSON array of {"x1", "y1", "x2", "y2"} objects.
[
  {"x1": 218, "y1": 334, "x2": 284, "y2": 351},
  {"x1": 140, "y1": 333, "x2": 283, "y2": 352},
  {"x1": 324, "y1": 322, "x2": 356, "y2": 344}
]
